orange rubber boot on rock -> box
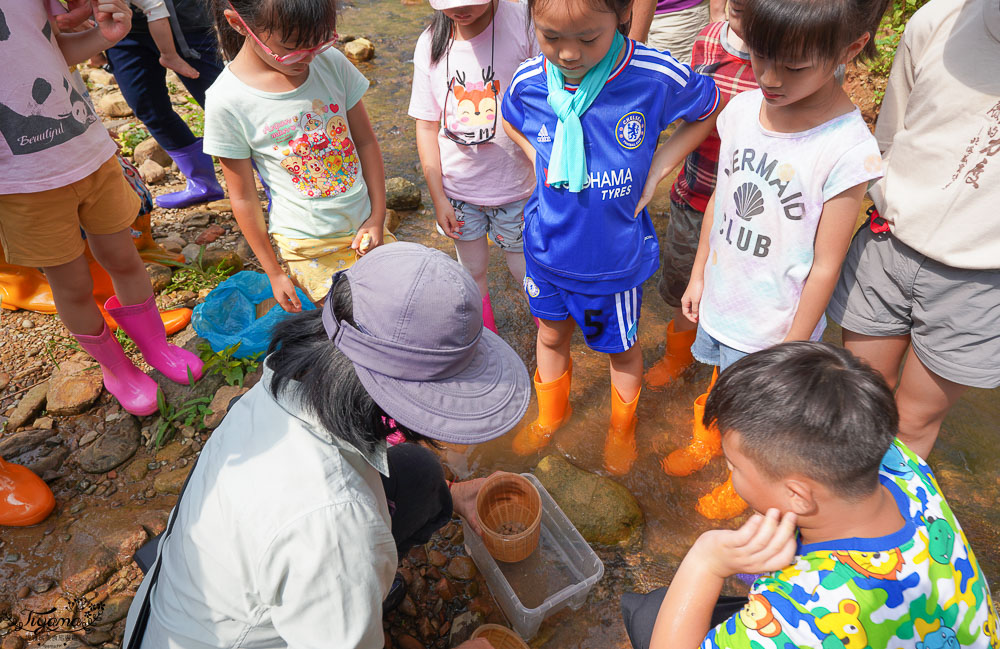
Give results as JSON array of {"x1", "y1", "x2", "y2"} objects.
[
  {"x1": 695, "y1": 475, "x2": 748, "y2": 520},
  {"x1": 512, "y1": 364, "x2": 572, "y2": 456},
  {"x1": 661, "y1": 368, "x2": 721, "y2": 477},
  {"x1": 0, "y1": 458, "x2": 56, "y2": 526},
  {"x1": 604, "y1": 385, "x2": 640, "y2": 475},
  {"x1": 644, "y1": 319, "x2": 696, "y2": 388},
  {"x1": 0, "y1": 263, "x2": 56, "y2": 313}
]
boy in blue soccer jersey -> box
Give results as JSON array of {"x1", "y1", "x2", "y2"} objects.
[
  {"x1": 619, "y1": 342, "x2": 999, "y2": 649},
  {"x1": 501, "y1": 0, "x2": 721, "y2": 473}
]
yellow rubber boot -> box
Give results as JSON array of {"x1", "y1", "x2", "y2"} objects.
[
  {"x1": 512, "y1": 364, "x2": 572, "y2": 456},
  {"x1": 661, "y1": 368, "x2": 721, "y2": 477},
  {"x1": 604, "y1": 385, "x2": 639, "y2": 475},
  {"x1": 644, "y1": 319, "x2": 696, "y2": 389},
  {"x1": 695, "y1": 475, "x2": 748, "y2": 520}
]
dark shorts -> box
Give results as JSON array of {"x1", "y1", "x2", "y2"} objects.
[
  {"x1": 828, "y1": 224, "x2": 1000, "y2": 389},
  {"x1": 621, "y1": 588, "x2": 748, "y2": 649},
  {"x1": 657, "y1": 198, "x2": 704, "y2": 307}
]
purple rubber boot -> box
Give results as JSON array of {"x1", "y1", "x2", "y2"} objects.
[{"x1": 156, "y1": 138, "x2": 225, "y2": 209}]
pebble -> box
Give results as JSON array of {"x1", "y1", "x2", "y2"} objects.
[
  {"x1": 5, "y1": 552, "x2": 19, "y2": 562},
  {"x1": 32, "y1": 578, "x2": 55, "y2": 593},
  {"x1": 0, "y1": 371, "x2": 9, "y2": 390},
  {"x1": 1, "y1": 636, "x2": 25, "y2": 649},
  {"x1": 21, "y1": 318, "x2": 34, "y2": 329},
  {"x1": 195, "y1": 224, "x2": 225, "y2": 245},
  {"x1": 68, "y1": 502, "x2": 85, "y2": 514},
  {"x1": 399, "y1": 595, "x2": 417, "y2": 617},
  {"x1": 445, "y1": 556, "x2": 476, "y2": 581},
  {"x1": 428, "y1": 549, "x2": 447, "y2": 567},
  {"x1": 184, "y1": 211, "x2": 213, "y2": 228},
  {"x1": 46, "y1": 361, "x2": 104, "y2": 416},
  {"x1": 60, "y1": 534, "x2": 71, "y2": 542},
  {"x1": 16, "y1": 585, "x2": 30, "y2": 598},
  {"x1": 79, "y1": 430, "x2": 99, "y2": 447}
]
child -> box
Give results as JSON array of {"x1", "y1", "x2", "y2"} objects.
[
  {"x1": 827, "y1": 0, "x2": 1000, "y2": 460},
  {"x1": 0, "y1": 0, "x2": 202, "y2": 524},
  {"x1": 408, "y1": 0, "x2": 537, "y2": 333},
  {"x1": 677, "y1": 0, "x2": 887, "y2": 516},
  {"x1": 502, "y1": 0, "x2": 722, "y2": 474},
  {"x1": 620, "y1": 342, "x2": 1000, "y2": 649},
  {"x1": 646, "y1": 0, "x2": 756, "y2": 391},
  {"x1": 203, "y1": 0, "x2": 390, "y2": 308},
  {"x1": 130, "y1": 0, "x2": 201, "y2": 79}
]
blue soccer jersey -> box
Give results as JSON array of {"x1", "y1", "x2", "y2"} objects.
[{"x1": 502, "y1": 40, "x2": 720, "y2": 294}]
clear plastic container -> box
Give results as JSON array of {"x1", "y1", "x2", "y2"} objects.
[{"x1": 463, "y1": 473, "x2": 605, "y2": 640}]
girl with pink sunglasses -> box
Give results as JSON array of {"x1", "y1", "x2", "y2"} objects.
[{"x1": 203, "y1": 0, "x2": 393, "y2": 308}]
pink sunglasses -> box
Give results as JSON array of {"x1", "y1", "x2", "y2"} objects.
[{"x1": 228, "y1": 2, "x2": 338, "y2": 65}]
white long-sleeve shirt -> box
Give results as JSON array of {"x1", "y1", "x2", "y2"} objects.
[{"x1": 131, "y1": 0, "x2": 169, "y2": 21}]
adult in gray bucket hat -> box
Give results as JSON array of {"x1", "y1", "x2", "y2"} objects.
[{"x1": 123, "y1": 242, "x2": 529, "y2": 649}]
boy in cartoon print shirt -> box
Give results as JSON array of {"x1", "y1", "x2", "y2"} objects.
[{"x1": 622, "y1": 343, "x2": 999, "y2": 649}]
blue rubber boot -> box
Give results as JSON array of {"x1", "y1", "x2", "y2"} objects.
[{"x1": 156, "y1": 138, "x2": 225, "y2": 209}]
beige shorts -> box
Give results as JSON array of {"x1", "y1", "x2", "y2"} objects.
[
  {"x1": 646, "y1": 0, "x2": 711, "y2": 65},
  {"x1": 0, "y1": 155, "x2": 141, "y2": 267},
  {"x1": 273, "y1": 230, "x2": 398, "y2": 303}
]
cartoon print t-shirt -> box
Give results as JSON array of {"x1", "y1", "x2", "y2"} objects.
[
  {"x1": 204, "y1": 48, "x2": 370, "y2": 240},
  {"x1": 0, "y1": 1, "x2": 116, "y2": 194},
  {"x1": 698, "y1": 89, "x2": 883, "y2": 352},
  {"x1": 704, "y1": 439, "x2": 1000, "y2": 649},
  {"x1": 408, "y1": 0, "x2": 537, "y2": 206}
]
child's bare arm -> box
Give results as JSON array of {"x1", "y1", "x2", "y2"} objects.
[
  {"x1": 146, "y1": 17, "x2": 201, "y2": 79},
  {"x1": 54, "y1": 0, "x2": 132, "y2": 64},
  {"x1": 635, "y1": 101, "x2": 722, "y2": 216},
  {"x1": 649, "y1": 509, "x2": 798, "y2": 649},
  {"x1": 415, "y1": 119, "x2": 461, "y2": 238},
  {"x1": 220, "y1": 157, "x2": 302, "y2": 312},
  {"x1": 503, "y1": 118, "x2": 536, "y2": 165},
  {"x1": 680, "y1": 189, "x2": 716, "y2": 323},
  {"x1": 783, "y1": 181, "x2": 867, "y2": 342},
  {"x1": 346, "y1": 100, "x2": 387, "y2": 255}
]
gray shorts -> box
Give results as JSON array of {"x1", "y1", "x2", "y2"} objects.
[
  {"x1": 657, "y1": 198, "x2": 704, "y2": 307},
  {"x1": 436, "y1": 197, "x2": 526, "y2": 251},
  {"x1": 828, "y1": 224, "x2": 1000, "y2": 389}
]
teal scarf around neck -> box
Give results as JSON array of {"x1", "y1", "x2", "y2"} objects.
[{"x1": 545, "y1": 30, "x2": 625, "y2": 192}]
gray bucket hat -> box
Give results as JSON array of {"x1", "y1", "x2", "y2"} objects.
[{"x1": 321, "y1": 242, "x2": 530, "y2": 444}]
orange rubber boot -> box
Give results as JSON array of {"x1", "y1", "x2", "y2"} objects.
[
  {"x1": 161, "y1": 307, "x2": 193, "y2": 335},
  {"x1": 644, "y1": 319, "x2": 696, "y2": 389},
  {"x1": 0, "y1": 458, "x2": 56, "y2": 527},
  {"x1": 0, "y1": 263, "x2": 56, "y2": 313},
  {"x1": 695, "y1": 475, "x2": 748, "y2": 520},
  {"x1": 661, "y1": 368, "x2": 722, "y2": 477},
  {"x1": 512, "y1": 364, "x2": 572, "y2": 456},
  {"x1": 604, "y1": 385, "x2": 640, "y2": 475}
]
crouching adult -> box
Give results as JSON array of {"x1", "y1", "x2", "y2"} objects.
[{"x1": 122, "y1": 242, "x2": 530, "y2": 648}]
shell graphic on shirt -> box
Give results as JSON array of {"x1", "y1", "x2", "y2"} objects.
[
  {"x1": 272, "y1": 99, "x2": 359, "y2": 198},
  {"x1": 733, "y1": 182, "x2": 765, "y2": 221}
]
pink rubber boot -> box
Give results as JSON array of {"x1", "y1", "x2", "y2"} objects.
[
  {"x1": 74, "y1": 323, "x2": 159, "y2": 416},
  {"x1": 482, "y1": 293, "x2": 499, "y2": 334},
  {"x1": 106, "y1": 295, "x2": 204, "y2": 385}
]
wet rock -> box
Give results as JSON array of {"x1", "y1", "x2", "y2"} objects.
[
  {"x1": 199, "y1": 249, "x2": 243, "y2": 274},
  {"x1": 151, "y1": 339, "x2": 225, "y2": 408},
  {"x1": 399, "y1": 594, "x2": 417, "y2": 617},
  {"x1": 385, "y1": 177, "x2": 421, "y2": 211},
  {"x1": 0, "y1": 428, "x2": 58, "y2": 461},
  {"x1": 0, "y1": 371, "x2": 9, "y2": 390},
  {"x1": 396, "y1": 634, "x2": 422, "y2": 649},
  {"x1": 95, "y1": 594, "x2": 133, "y2": 625},
  {"x1": 34, "y1": 416, "x2": 54, "y2": 429},
  {"x1": 205, "y1": 385, "x2": 249, "y2": 429},
  {"x1": 38, "y1": 634, "x2": 86, "y2": 649},
  {"x1": 21, "y1": 445, "x2": 69, "y2": 477},
  {"x1": 46, "y1": 361, "x2": 104, "y2": 416},
  {"x1": 98, "y1": 92, "x2": 132, "y2": 117},
  {"x1": 418, "y1": 617, "x2": 434, "y2": 641},
  {"x1": 181, "y1": 243, "x2": 204, "y2": 264},
  {"x1": 448, "y1": 611, "x2": 483, "y2": 646},
  {"x1": 184, "y1": 211, "x2": 213, "y2": 228},
  {"x1": 434, "y1": 577, "x2": 455, "y2": 601},
  {"x1": 344, "y1": 37, "x2": 375, "y2": 63},
  {"x1": 88, "y1": 68, "x2": 115, "y2": 86},
  {"x1": 445, "y1": 556, "x2": 476, "y2": 580},
  {"x1": 16, "y1": 585, "x2": 30, "y2": 598},
  {"x1": 428, "y1": 549, "x2": 447, "y2": 567},
  {"x1": 156, "y1": 235, "x2": 187, "y2": 254},
  {"x1": 74, "y1": 415, "x2": 141, "y2": 473},
  {"x1": 156, "y1": 440, "x2": 193, "y2": 464},
  {"x1": 83, "y1": 630, "x2": 112, "y2": 645},
  {"x1": 207, "y1": 199, "x2": 232, "y2": 212},
  {"x1": 468, "y1": 596, "x2": 493, "y2": 617},
  {"x1": 195, "y1": 224, "x2": 225, "y2": 245},
  {"x1": 32, "y1": 578, "x2": 55, "y2": 593},
  {"x1": 383, "y1": 208, "x2": 402, "y2": 233},
  {"x1": 1, "y1": 636, "x2": 25, "y2": 649},
  {"x1": 133, "y1": 137, "x2": 172, "y2": 167},
  {"x1": 234, "y1": 236, "x2": 254, "y2": 262},
  {"x1": 138, "y1": 159, "x2": 166, "y2": 184},
  {"x1": 146, "y1": 262, "x2": 173, "y2": 293},
  {"x1": 5, "y1": 380, "x2": 48, "y2": 430},
  {"x1": 154, "y1": 465, "x2": 192, "y2": 495},
  {"x1": 534, "y1": 454, "x2": 643, "y2": 546}
]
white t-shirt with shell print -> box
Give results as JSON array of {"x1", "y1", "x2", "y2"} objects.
[{"x1": 699, "y1": 90, "x2": 883, "y2": 353}]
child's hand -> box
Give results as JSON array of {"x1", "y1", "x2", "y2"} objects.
[
  {"x1": 159, "y1": 53, "x2": 200, "y2": 79},
  {"x1": 435, "y1": 202, "x2": 462, "y2": 239},
  {"x1": 633, "y1": 175, "x2": 661, "y2": 217},
  {"x1": 56, "y1": 0, "x2": 96, "y2": 31},
  {"x1": 92, "y1": 0, "x2": 132, "y2": 44},
  {"x1": 267, "y1": 272, "x2": 302, "y2": 313},
  {"x1": 681, "y1": 278, "x2": 704, "y2": 322},
  {"x1": 696, "y1": 508, "x2": 798, "y2": 579},
  {"x1": 449, "y1": 477, "x2": 486, "y2": 537},
  {"x1": 351, "y1": 221, "x2": 383, "y2": 256}
]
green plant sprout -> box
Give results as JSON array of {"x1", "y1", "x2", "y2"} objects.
[
  {"x1": 198, "y1": 342, "x2": 262, "y2": 388},
  {"x1": 153, "y1": 389, "x2": 213, "y2": 449},
  {"x1": 161, "y1": 247, "x2": 236, "y2": 294}
]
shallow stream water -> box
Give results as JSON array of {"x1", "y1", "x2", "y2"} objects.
[{"x1": 340, "y1": 0, "x2": 1000, "y2": 645}]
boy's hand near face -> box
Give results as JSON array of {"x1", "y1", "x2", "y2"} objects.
[{"x1": 696, "y1": 508, "x2": 798, "y2": 578}]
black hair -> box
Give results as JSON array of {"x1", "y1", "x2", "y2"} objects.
[
  {"x1": 266, "y1": 278, "x2": 435, "y2": 454},
  {"x1": 527, "y1": 0, "x2": 632, "y2": 36},
  {"x1": 704, "y1": 342, "x2": 898, "y2": 501},
  {"x1": 429, "y1": 11, "x2": 454, "y2": 65},
  {"x1": 208, "y1": 0, "x2": 338, "y2": 61},
  {"x1": 741, "y1": 0, "x2": 889, "y2": 64}
]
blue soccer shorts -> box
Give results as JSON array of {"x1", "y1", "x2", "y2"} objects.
[{"x1": 523, "y1": 271, "x2": 642, "y2": 353}]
